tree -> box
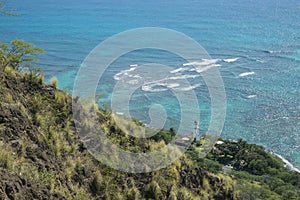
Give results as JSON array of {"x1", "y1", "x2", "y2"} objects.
[{"x1": 0, "y1": 39, "x2": 44, "y2": 72}]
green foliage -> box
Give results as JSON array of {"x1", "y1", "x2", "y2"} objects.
[
  {"x1": 0, "y1": 39, "x2": 44, "y2": 71},
  {"x1": 177, "y1": 187, "x2": 198, "y2": 200},
  {"x1": 145, "y1": 181, "x2": 164, "y2": 200},
  {"x1": 207, "y1": 139, "x2": 284, "y2": 175},
  {"x1": 0, "y1": 142, "x2": 14, "y2": 169},
  {"x1": 198, "y1": 158, "x2": 222, "y2": 173},
  {"x1": 184, "y1": 139, "x2": 300, "y2": 199},
  {"x1": 125, "y1": 186, "x2": 142, "y2": 200},
  {"x1": 151, "y1": 128, "x2": 176, "y2": 144},
  {"x1": 22, "y1": 68, "x2": 44, "y2": 85},
  {"x1": 132, "y1": 117, "x2": 145, "y2": 127},
  {"x1": 50, "y1": 76, "x2": 58, "y2": 88},
  {"x1": 234, "y1": 179, "x2": 282, "y2": 200},
  {"x1": 91, "y1": 170, "x2": 103, "y2": 195}
]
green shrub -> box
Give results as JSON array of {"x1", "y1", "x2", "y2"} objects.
[{"x1": 50, "y1": 77, "x2": 58, "y2": 88}]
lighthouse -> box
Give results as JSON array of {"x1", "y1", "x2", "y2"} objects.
[{"x1": 193, "y1": 120, "x2": 198, "y2": 142}]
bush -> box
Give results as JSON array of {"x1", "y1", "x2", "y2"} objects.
[
  {"x1": 50, "y1": 77, "x2": 58, "y2": 88},
  {"x1": 0, "y1": 39, "x2": 44, "y2": 71},
  {"x1": 198, "y1": 158, "x2": 222, "y2": 173},
  {"x1": 151, "y1": 128, "x2": 176, "y2": 144}
]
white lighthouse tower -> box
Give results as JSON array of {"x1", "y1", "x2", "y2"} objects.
[{"x1": 193, "y1": 120, "x2": 198, "y2": 142}]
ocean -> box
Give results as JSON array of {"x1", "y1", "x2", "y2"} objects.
[{"x1": 1, "y1": 0, "x2": 300, "y2": 167}]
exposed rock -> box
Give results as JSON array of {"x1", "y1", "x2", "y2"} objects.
[{"x1": 0, "y1": 169, "x2": 64, "y2": 200}]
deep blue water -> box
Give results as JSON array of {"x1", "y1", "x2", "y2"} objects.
[{"x1": 1, "y1": 0, "x2": 300, "y2": 167}]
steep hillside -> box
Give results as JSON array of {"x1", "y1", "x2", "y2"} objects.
[
  {"x1": 0, "y1": 69, "x2": 236, "y2": 199},
  {"x1": 0, "y1": 68, "x2": 299, "y2": 200}
]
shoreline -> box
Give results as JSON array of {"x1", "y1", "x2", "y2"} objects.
[{"x1": 270, "y1": 152, "x2": 300, "y2": 173}]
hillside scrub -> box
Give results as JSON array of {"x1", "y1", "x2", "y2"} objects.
[{"x1": 0, "y1": 40, "x2": 299, "y2": 199}]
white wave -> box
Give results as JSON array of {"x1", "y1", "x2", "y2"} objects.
[
  {"x1": 167, "y1": 83, "x2": 180, "y2": 88},
  {"x1": 265, "y1": 50, "x2": 284, "y2": 54},
  {"x1": 132, "y1": 74, "x2": 142, "y2": 78},
  {"x1": 223, "y1": 57, "x2": 239, "y2": 63},
  {"x1": 142, "y1": 82, "x2": 180, "y2": 92},
  {"x1": 142, "y1": 85, "x2": 154, "y2": 92},
  {"x1": 128, "y1": 67, "x2": 136, "y2": 71},
  {"x1": 168, "y1": 74, "x2": 200, "y2": 80},
  {"x1": 238, "y1": 71, "x2": 255, "y2": 77},
  {"x1": 195, "y1": 64, "x2": 221, "y2": 73},
  {"x1": 113, "y1": 67, "x2": 137, "y2": 80},
  {"x1": 170, "y1": 67, "x2": 189, "y2": 74},
  {"x1": 142, "y1": 84, "x2": 168, "y2": 92},
  {"x1": 130, "y1": 64, "x2": 138, "y2": 67},
  {"x1": 177, "y1": 83, "x2": 201, "y2": 91},
  {"x1": 183, "y1": 62, "x2": 197, "y2": 67},
  {"x1": 113, "y1": 73, "x2": 123, "y2": 80},
  {"x1": 272, "y1": 152, "x2": 300, "y2": 173},
  {"x1": 256, "y1": 59, "x2": 265, "y2": 63},
  {"x1": 183, "y1": 59, "x2": 220, "y2": 67},
  {"x1": 116, "y1": 112, "x2": 124, "y2": 115},
  {"x1": 126, "y1": 73, "x2": 141, "y2": 78},
  {"x1": 200, "y1": 59, "x2": 220, "y2": 65},
  {"x1": 127, "y1": 79, "x2": 140, "y2": 85},
  {"x1": 113, "y1": 74, "x2": 123, "y2": 80},
  {"x1": 247, "y1": 95, "x2": 257, "y2": 99}
]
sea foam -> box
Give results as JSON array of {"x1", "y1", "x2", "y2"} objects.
[
  {"x1": 246, "y1": 95, "x2": 257, "y2": 99},
  {"x1": 238, "y1": 71, "x2": 255, "y2": 77},
  {"x1": 223, "y1": 57, "x2": 239, "y2": 63},
  {"x1": 272, "y1": 152, "x2": 300, "y2": 173},
  {"x1": 170, "y1": 67, "x2": 189, "y2": 74},
  {"x1": 178, "y1": 83, "x2": 201, "y2": 91},
  {"x1": 195, "y1": 64, "x2": 221, "y2": 73},
  {"x1": 183, "y1": 59, "x2": 220, "y2": 67},
  {"x1": 168, "y1": 74, "x2": 200, "y2": 80},
  {"x1": 113, "y1": 67, "x2": 137, "y2": 80}
]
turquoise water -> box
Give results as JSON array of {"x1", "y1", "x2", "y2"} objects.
[{"x1": 1, "y1": 0, "x2": 300, "y2": 167}]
